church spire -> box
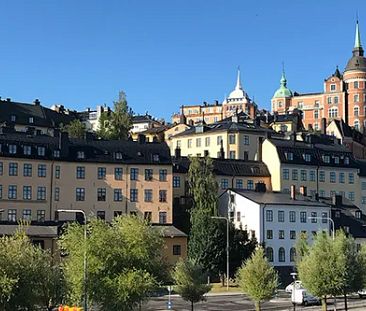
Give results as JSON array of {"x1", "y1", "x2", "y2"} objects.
[
  {"x1": 353, "y1": 20, "x2": 364, "y2": 56},
  {"x1": 235, "y1": 66, "x2": 242, "y2": 90},
  {"x1": 280, "y1": 63, "x2": 287, "y2": 87}
]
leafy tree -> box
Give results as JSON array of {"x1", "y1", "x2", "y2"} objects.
[
  {"x1": 173, "y1": 259, "x2": 211, "y2": 311},
  {"x1": 59, "y1": 216, "x2": 165, "y2": 311},
  {"x1": 63, "y1": 119, "x2": 86, "y2": 138},
  {"x1": 295, "y1": 231, "x2": 309, "y2": 264},
  {"x1": 236, "y1": 247, "x2": 278, "y2": 311},
  {"x1": 97, "y1": 91, "x2": 133, "y2": 140}
]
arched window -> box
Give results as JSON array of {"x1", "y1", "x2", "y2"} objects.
[
  {"x1": 354, "y1": 106, "x2": 359, "y2": 117},
  {"x1": 290, "y1": 247, "x2": 297, "y2": 262},
  {"x1": 328, "y1": 108, "x2": 338, "y2": 118},
  {"x1": 279, "y1": 247, "x2": 285, "y2": 262},
  {"x1": 354, "y1": 120, "x2": 360, "y2": 131},
  {"x1": 266, "y1": 247, "x2": 274, "y2": 262}
]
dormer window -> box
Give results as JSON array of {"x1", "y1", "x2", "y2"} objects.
[
  {"x1": 114, "y1": 152, "x2": 123, "y2": 160},
  {"x1": 29, "y1": 117, "x2": 34, "y2": 124},
  {"x1": 77, "y1": 151, "x2": 85, "y2": 159},
  {"x1": 9, "y1": 144, "x2": 17, "y2": 154},
  {"x1": 53, "y1": 150, "x2": 60, "y2": 158},
  {"x1": 303, "y1": 154, "x2": 311, "y2": 162},
  {"x1": 334, "y1": 156, "x2": 339, "y2": 164},
  {"x1": 23, "y1": 145, "x2": 31, "y2": 155},
  {"x1": 285, "y1": 152, "x2": 293, "y2": 160},
  {"x1": 37, "y1": 146, "x2": 46, "y2": 156},
  {"x1": 356, "y1": 210, "x2": 362, "y2": 219},
  {"x1": 322, "y1": 155, "x2": 330, "y2": 163},
  {"x1": 10, "y1": 115, "x2": 16, "y2": 122},
  {"x1": 344, "y1": 157, "x2": 349, "y2": 165},
  {"x1": 152, "y1": 154, "x2": 160, "y2": 162},
  {"x1": 335, "y1": 210, "x2": 341, "y2": 218}
]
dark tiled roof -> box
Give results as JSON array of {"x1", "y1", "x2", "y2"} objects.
[
  {"x1": 293, "y1": 92, "x2": 323, "y2": 97},
  {"x1": 229, "y1": 189, "x2": 329, "y2": 207},
  {"x1": 0, "y1": 99, "x2": 78, "y2": 128},
  {"x1": 268, "y1": 137, "x2": 358, "y2": 168},
  {"x1": 357, "y1": 160, "x2": 366, "y2": 176},
  {"x1": 152, "y1": 225, "x2": 188, "y2": 237},
  {"x1": 132, "y1": 115, "x2": 160, "y2": 124},
  {"x1": 172, "y1": 156, "x2": 270, "y2": 177}
]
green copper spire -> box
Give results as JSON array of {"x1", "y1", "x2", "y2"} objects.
[
  {"x1": 273, "y1": 67, "x2": 292, "y2": 99},
  {"x1": 355, "y1": 20, "x2": 362, "y2": 48}
]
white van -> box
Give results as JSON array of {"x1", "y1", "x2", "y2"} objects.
[{"x1": 292, "y1": 288, "x2": 320, "y2": 306}]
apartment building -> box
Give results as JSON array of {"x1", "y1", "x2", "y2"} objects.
[{"x1": 262, "y1": 135, "x2": 362, "y2": 210}]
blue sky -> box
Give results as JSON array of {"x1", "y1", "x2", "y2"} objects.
[{"x1": 0, "y1": 1, "x2": 365, "y2": 121}]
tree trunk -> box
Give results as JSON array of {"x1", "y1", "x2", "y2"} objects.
[
  {"x1": 220, "y1": 273, "x2": 225, "y2": 287},
  {"x1": 191, "y1": 301, "x2": 194, "y2": 311},
  {"x1": 255, "y1": 301, "x2": 261, "y2": 311},
  {"x1": 322, "y1": 297, "x2": 327, "y2": 311},
  {"x1": 344, "y1": 293, "x2": 348, "y2": 311}
]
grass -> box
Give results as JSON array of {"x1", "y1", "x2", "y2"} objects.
[{"x1": 209, "y1": 282, "x2": 240, "y2": 293}]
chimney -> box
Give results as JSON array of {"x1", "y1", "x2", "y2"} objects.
[
  {"x1": 299, "y1": 186, "x2": 307, "y2": 197},
  {"x1": 138, "y1": 134, "x2": 146, "y2": 144},
  {"x1": 257, "y1": 137, "x2": 263, "y2": 162},
  {"x1": 204, "y1": 150, "x2": 209, "y2": 157},
  {"x1": 255, "y1": 182, "x2": 266, "y2": 192},
  {"x1": 255, "y1": 117, "x2": 261, "y2": 127},
  {"x1": 33, "y1": 99, "x2": 40, "y2": 106},
  {"x1": 6, "y1": 98, "x2": 11, "y2": 102},
  {"x1": 215, "y1": 100, "x2": 219, "y2": 105},
  {"x1": 59, "y1": 132, "x2": 69, "y2": 158},
  {"x1": 332, "y1": 194, "x2": 342, "y2": 207},
  {"x1": 321, "y1": 117, "x2": 327, "y2": 135},
  {"x1": 175, "y1": 146, "x2": 181, "y2": 159},
  {"x1": 290, "y1": 185, "x2": 296, "y2": 200},
  {"x1": 219, "y1": 139, "x2": 225, "y2": 159}
]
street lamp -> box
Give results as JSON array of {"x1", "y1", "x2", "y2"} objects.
[
  {"x1": 211, "y1": 216, "x2": 229, "y2": 291},
  {"x1": 290, "y1": 272, "x2": 297, "y2": 311},
  {"x1": 57, "y1": 209, "x2": 88, "y2": 311},
  {"x1": 308, "y1": 216, "x2": 335, "y2": 240}
]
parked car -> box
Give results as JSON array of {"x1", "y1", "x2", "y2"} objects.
[
  {"x1": 358, "y1": 289, "x2": 366, "y2": 298},
  {"x1": 292, "y1": 288, "x2": 320, "y2": 306},
  {"x1": 285, "y1": 280, "x2": 303, "y2": 293}
]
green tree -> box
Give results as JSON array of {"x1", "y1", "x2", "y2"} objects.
[
  {"x1": 63, "y1": 119, "x2": 86, "y2": 138},
  {"x1": 173, "y1": 259, "x2": 211, "y2": 311},
  {"x1": 59, "y1": 216, "x2": 165, "y2": 311},
  {"x1": 97, "y1": 91, "x2": 133, "y2": 140},
  {"x1": 236, "y1": 247, "x2": 278, "y2": 311}
]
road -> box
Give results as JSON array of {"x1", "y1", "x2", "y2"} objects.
[{"x1": 142, "y1": 293, "x2": 366, "y2": 311}]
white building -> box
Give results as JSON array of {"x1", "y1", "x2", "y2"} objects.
[{"x1": 218, "y1": 187, "x2": 331, "y2": 269}]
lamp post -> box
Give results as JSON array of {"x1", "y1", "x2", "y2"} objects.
[
  {"x1": 58, "y1": 209, "x2": 88, "y2": 311},
  {"x1": 308, "y1": 216, "x2": 335, "y2": 240},
  {"x1": 211, "y1": 216, "x2": 229, "y2": 291},
  {"x1": 290, "y1": 272, "x2": 297, "y2": 311}
]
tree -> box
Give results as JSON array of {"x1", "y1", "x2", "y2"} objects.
[
  {"x1": 236, "y1": 247, "x2": 278, "y2": 311},
  {"x1": 173, "y1": 259, "x2": 211, "y2": 311},
  {"x1": 97, "y1": 91, "x2": 133, "y2": 140},
  {"x1": 59, "y1": 216, "x2": 165, "y2": 311},
  {"x1": 63, "y1": 119, "x2": 86, "y2": 138}
]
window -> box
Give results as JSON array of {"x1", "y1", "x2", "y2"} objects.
[
  {"x1": 22, "y1": 209, "x2": 31, "y2": 221},
  {"x1": 329, "y1": 107, "x2": 338, "y2": 118},
  {"x1": 221, "y1": 179, "x2": 228, "y2": 189},
  {"x1": 354, "y1": 106, "x2": 359, "y2": 117},
  {"x1": 229, "y1": 134, "x2": 236, "y2": 144},
  {"x1": 285, "y1": 152, "x2": 293, "y2": 160},
  {"x1": 279, "y1": 230, "x2": 285, "y2": 239},
  {"x1": 348, "y1": 192, "x2": 355, "y2": 201},
  {"x1": 311, "y1": 212, "x2": 317, "y2": 223},
  {"x1": 144, "y1": 189, "x2": 153, "y2": 202},
  {"x1": 290, "y1": 230, "x2": 296, "y2": 240},
  {"x1": 322, "y1": 212, "x2": 328, "y2": 223},
  {"x1": 37, "y1": 146, "x2": 46, "y2": 156},
  {"x1": 77, "y1": 151, "x2": 85, "y2": 159},
  {"x1": 344, "y1": 157, "x2": 349, "y2": 165},
  {"x1": 54, "y1": 187, "x2": 60, "y2": 201},
  {"x1": 0, "y1": 162, "x2": 2, "y2": 175},
  {"x1": 53, "y1": 150, "x2": 60, "y2": 158},
  {"x1": 229, "y1": 151, "x2": 236, "y2": 159},
  {"x1": 243, "y1": 135, "x2": 250, "y2": 145},
  {"x1": 362, "y1": 196, "x2": 366, "y2": 204},
  {"x1": 266, "y1": 247, "x2": 273, "y2": 262},
  {"x1": 97, "y1": 188, "x2": 106, "y2": 201},
  {"x1": 217, "y1": 136, "x2": 222, "y2": 146},
  {"x1": 327, "y1": 97, "x2": 332, "y2": 104},
  {"x1": 8, "y1": 185, "x2": 17, "y2": 199},
  {"x1": 159, "y1": 190, "x2": 167, "y2": 202},
  {"x1": 9, "y1": 144, "x2": 17, "y2": 154},
  {"x1": 159, "y1": 211, "x2": 167, "y2": 224},
  {"x1": 37, "y1": 186, "x2": 46, "y2": 200},
  {"x1": 339, "y1": 172, "x2": 345, "y2": 183},
  {"x1": 266, "y1": 230, "x2": 273, "y2": 239},
  {"x1": 362, "y1": 182, "x2": 366, "y2": 190},
  {"x1": 23, "y1": 145, "x2": 31, "y2": 155},
  {"x1": 9, "y1": 163, "x2": 18, "y2": 176},
  {"x1": 114, "y1": 167, "x2": 123, "y2": 180},
  {"x1": 236, "y1": 179, "x2": 243, "y2": 189},
  {"x1": 309, "y1": 170, "x2": 316, "y2": 181},
  {"x1": 196, "y1": 138, "x2": 201, "y2": 147},
  {"x1": 283, "y1": 169, "x2": 289, "y2": 180},
  {"x1": 22, "y1": 163, "x2": 32, "y2": 177},
  {"x1": 145, "y1": 169, "x2": 153, "y2": 181},
  {"x1": 247, "y1": 180, "x2": 254, "y2": 190},
  {"x1": 330, "y1": 84, "x2": 336, "y2": 91},
  {"x1": 349, "y1": 173, "x2": 354, "y2": 184},
  {"x1": 8, "y1": 209, "x2": 16, "y2": 222},
  {"x1": 76, "y1": 166, "x2": 85, "y2": 179},
  {"x1": 173, "y1": 245, "x2": 181, "y2": 256},
  {"x1": 300, "y1": 211, "x2": 307, "y2": 223},
  {"x1": 76, "y1": 188, "x2": 85, "y2": 201},
  {"x1": 334, "y1": 96, "x2": 339, "y2": 104},
  {"x1": 37, "y1": 164, "x2": 47, "y2": 177},
  {"x1": 143, "y1": 211, "x2": 152, "y2": 221},
  {"x1": 354, "y1": 94, "x2": 360, "y2": 102},
  {"x1": 114, "y1": 152, "x2": 123, "y2": 160},
  {"x1": 292, "y1": 169, "x2": 298, "y2": 180},
  {"x1": 304, "y1": 154, "x2": 311, "y2": 162},
  {"x1": 23, "y1": 186, "x2": 32, "y2": 200},
  {"x1": 278, "y1": 247, "x2": 285, "y2": 262},
  {"x1": 130, "y1": 168, "x2": 138, "y2": 180},
  {"x1": 301, "y1": 170, "x2": 307, "y2": 181},
  {"x1": 173, "y1": 176, "x2": 181, "y2": 188},
  {"x1": 10, "y1": 115, "x2": 16, "y2": 122},
  {"x1": 97, "y1": 167, "x2": 106, "y2": 180},
  {"x1": 278, "y1": 211, "x2": 285, "y2": 222},
  {"x1": 320, "y1": 189, "x2": 325, "y2": 197},
  {"x1": 290, "y1": 248, "x2": 296, "y2": 262},
  {"x1": 354, "y1": 81, "x2": 359, "y2": 89},
  {"x1": 55, "y1": 165, "x2": 60, "y2": 179},
  {"x1": 114, "y1": 189, "x2": 122, "y2": 201},
  {"x1": 159, "y1": 169, "x2": 167, "y2": 181},
  {"x1": 187, "y1": 139, "x2": 192, "y2": 148},
  {"x1": 266, "y1": 210, "x2": 273, "y2": 222},
  {"x1": 37, "y1": 210, "x2": 45, "y2": 222},
  {"x1": 319, "y1": 171, "x2": 325, "y2": 182},
  {"x1": 330, "y1": 172, "x2": 336, "y2": 183},
  {"x1": 356, "y1": 211, "x2": 362, "y2": 219},
  {"x1": 289, "y1": 211, "x2": 296, "y2": 222},
  {"x1": 130, "y1": 189, "x2": 138, "y2": 202},
  {"x1": 97, "y1": 211, "x2": 106, "y2": 220},
  {"x1": 236, "y1": 211, "x2": 241, "y2": 222},
  {"x1": 322, "y1": 155, "x2": 330, "y2": 163},
  {"x1": 205, "y1": 137, "x2": 210, "y2": 147}
]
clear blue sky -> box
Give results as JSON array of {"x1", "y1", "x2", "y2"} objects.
[{"x1": 0, "y1": 1, "x2": 365, "y2": 121}]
